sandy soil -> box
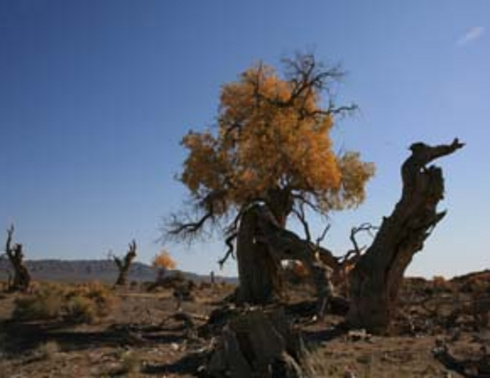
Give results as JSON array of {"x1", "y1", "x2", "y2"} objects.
[{"x1": 0, "y1": 275, "x2": 488, "y2": 377}]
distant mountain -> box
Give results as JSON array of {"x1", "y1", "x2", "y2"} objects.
[{"x1": 0, "y1": 259, "x2": 237, "y2": 284}]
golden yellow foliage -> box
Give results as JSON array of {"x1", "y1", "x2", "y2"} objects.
[
  {"x1": 152, "y1": 250, "x2": 176, "y2": 270},
  {"x1": 177, "y1": 54, "x2": 375, "y2": 230}
]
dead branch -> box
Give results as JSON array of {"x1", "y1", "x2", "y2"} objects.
[
  {"x1": 218, "y1": 231, "x2": 237, "y2": 269},
  {"x1": 291, "y1": 205, "x2": 312, "y2": 242},
  {"x1": 316, "y1": 223, "x2": 331, "y2": 247},
  {"x1": 167, "y1": 211, "x2": 214, "y2": 238}
]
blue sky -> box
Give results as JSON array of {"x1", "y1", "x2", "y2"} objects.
[{"x1": 0, "y1": 1, "x2": 488, "y2": 278}]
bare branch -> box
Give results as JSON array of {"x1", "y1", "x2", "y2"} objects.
[
  {"x1": 108, "y1": 249, "x2": 124, "y2": 269},
  {"x1": 167, "y1": 211, "x2": 214, "y2": 239},
  {"x1": 291, "y1": 192, "x2": 322, "y2": 214},
  {"x1": 316, "y1": 224, "x2": 331, "y2": 247},
  {"x1": 291, "y1": 205, "x2": 311, "y2": 242},
  {"x1": 218, "y1": 232, "x2": 238, "y2": 269},
  {"x1": 243, "y1": 53, "x2": 355, "y2": 126},
  {"x1": 337, "y1": 223, "x2": 379, "y2": 265},
  {"x1": 5, "y1": 224, "x2": 14, "y2": 257}
]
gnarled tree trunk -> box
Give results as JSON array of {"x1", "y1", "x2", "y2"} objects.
[
  {"x1": 236, "y1": 204, "x2": 334, "y2": 314},
  {"x1": 236, "y1": 206, "x2": 280, "y2": 304},
  {"x1": 4, "y1": 225, "x2": 31, "y2": 292},
  {"x1": 111, "y1": 240, "x2": 137, "y2": 287},
  {"x1": 347, "y1": 139, "x2": 464, "y2": 333},
  {"x1": 207, "y1": 309, "x2": 314, "y2": 377}
]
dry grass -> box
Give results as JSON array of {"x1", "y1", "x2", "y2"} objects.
[
  {"x1": 13, "y1": 283, "x2": 65, "y2": 320},
  {"x1": 65, "y1": 295, "x2": 97, "y2": 324},
  {"x1": 12, "y1": 281, "x2": 118, "y2": 324}
]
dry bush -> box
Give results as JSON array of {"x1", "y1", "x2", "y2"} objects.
[
  {"x1": 65, "y1": 295, "x2": 97, "y2": 324},
  {"x1": 12, "y1": 281, "x2": 118, "y2": 324},
  {"x1": 74, "y1": 281, "x2": 118, "y2": 318},
  {"x1": 460, "y1": 276, "x2": 490, "y2": 294},
  {"x1": 432, "y1": 275, "x2": 452, "y2": 293},
  {"x1": 199, "y1": 281, "x2": 212, "y2": 290},
  {"x1": 146, "y1": 271, "x2": 187, "y2": 292},
  {"x1": 13, "y1": 283, "x2": 65, "y2": 321}
]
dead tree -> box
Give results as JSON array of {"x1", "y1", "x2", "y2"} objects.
[
  {"x1": 110, "y1": 240, "x2": 137, "y2": 287},
  {"x1": 347, "y1": 138, "x2": 464, "y2": 333},
  {"x1": 4, "y1": 225, "x2": 31, "y2": 292}
]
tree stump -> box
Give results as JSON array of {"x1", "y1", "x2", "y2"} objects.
[{"x1": 207, "y1": 309, "x2": 313, "y2": 377}]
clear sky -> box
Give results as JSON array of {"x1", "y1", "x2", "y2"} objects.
[{"x1": 0, "y1": 1, "x2": 488, "y2": 278}]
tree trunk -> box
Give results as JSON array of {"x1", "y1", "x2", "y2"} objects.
[
  {"x1": 236, "y1": 204, "x2": 334, "y2": 314},
  {"x1": 112, "y1": 240, "x2": 137, "y2": 287},
  {"x1": 4, "y1": 226, "x2": 31, "y2": 292},
  {"x1": 236, "y1": 206, "x2": 281, "y2": 304},
  {"x1": 9, "y1": 246, "x2": 30, "y2": 292},
  {"x1": 346, "y1": 139, "x2": 464, "y2": 333},
  {"x1": 115, "y1": 269, "x2": 130, "y2": 287}
]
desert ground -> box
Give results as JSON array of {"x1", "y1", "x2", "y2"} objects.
[{"x1": 0, "y1": 271, "x2": 489, "y2": 378}]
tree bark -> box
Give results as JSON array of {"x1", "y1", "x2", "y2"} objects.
[
  {"x1": 236, "y1": 206, "x2": 281, "y2": 304},
  {"x1": 207, "y1": 309, "x2": 314, "y2": 377},
  {"x1": 236, "y1": 204, "x2": 334, "y2": 314},
  {"x1": 346, "y1": 139, "x2": 464, "y2": 333}
]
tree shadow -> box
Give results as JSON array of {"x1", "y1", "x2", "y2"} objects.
[
  {"x1": 302, "y1": 325, "x2": 347, "y2": 344},
  {"x1": 0, "y1": 319, "x2": 189, "y2": 356},
  {"x1": 142, "y1": 350, "x2": 207, "y2": 376}
]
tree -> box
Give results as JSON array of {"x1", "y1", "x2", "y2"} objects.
[
  {"x1": 167, "y1": 53, "x2": 374, "y2": 305},
  {"x1": 152, "y1": 250, "x2": 176, "y2": 281},
  {"x1": 110, "y1": 240, "x2": 137, "y2": 287},
  {"x1": 347, "y1": 138, "x2": 464, "y2": 333},
  {"x1": 3, "y1": 225, "x2": 31, "y2": 292}
]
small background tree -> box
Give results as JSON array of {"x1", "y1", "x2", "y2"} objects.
[
  {"x1": 152, "y1": 250, "x2": 176, "y2": 281},
  {"x1": 3, "y1": 225, "x2": 31, "y2": 292},
  {"x1": 110, "y1": 240, "x2": 137, "y2": 287}
]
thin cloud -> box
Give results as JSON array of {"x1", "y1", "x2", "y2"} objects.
[{"x1": 456, "y1": 26, "x2": 485, "y2": 46}]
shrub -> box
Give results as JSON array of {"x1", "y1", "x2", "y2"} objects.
[
  {"x1": 12, "y1": 281, "x2": 118, "y2": 324},
  {"x1": 84, "y1": 281, "x2": 118, "y2": 317},
  {"x1": 65, "y1": 295, "x2": 97, "y2": 324},
  {"x1": 432, "y1": 275, "x2": 451, "y2": 293},
  {"x1": 13, "y1": 284, "x2": 65, "y2": 321},
  {"x1": 67, "y1": 281, "x2": 118, "y2": 319}
]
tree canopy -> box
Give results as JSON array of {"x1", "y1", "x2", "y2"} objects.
[
  {"x1": 167, "y1": 53, "x2": 375, "y2": 262},
  {"x1": 152, "y1": 250, "x2": 177, "y2": 270}
]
